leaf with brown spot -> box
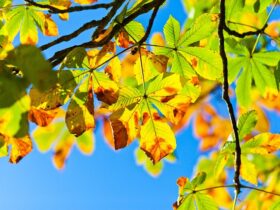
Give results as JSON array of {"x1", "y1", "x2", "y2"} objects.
[
  {"x1": 117, "y1": 29, "x2": 132, "y2": 48},
  {"x1": 108, "y1": 73, "x2": 200, "y2": 162},
  {"x1": 66, "y1": 74, "x2": 95, "y2": 137},
  {"x1": 140, "y1": 106, "x2": 176, "y2": 163},
  {"x1": 30, "y1": 70, "x2": 85, "y2": 110},
  {"x1": 242, "y1": 133, "x2": 280, "y2": 155},
  {"x1": 92, "y1": 71, "x2": 119, "y2": 105},
  {"x1": 109, "y1": 106, "x2": 139, "y2": 150}
]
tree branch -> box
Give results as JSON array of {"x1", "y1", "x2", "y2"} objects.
[
  {"x1": 40, "y1": 0, "x2": 125, "y2": 51},
  {"x1": 218, "y1": 0, "x2": 241, "y2": 207},
  {"x1": 138, "y1": 0, "x2": 164, "y2": 46},
  {"x1": 24, "y1": 0, "x2": 113, "y2": 13},
  {"x1": 224, "y1": 23, "x2": 267, "y2": 38},
  {"x1": 48, "y1": 0, "x2": 164, "y2": 67}
]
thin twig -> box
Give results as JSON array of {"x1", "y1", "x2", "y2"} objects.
[
  {"x1": 138, "y1": 0, "x2": 164, "y2": 46},
  {"x1": 40, "y1": 0, "x2": 124, "y2": 51},
  {"x1": 24, "y1": 0, "x2": 113, "y2": 13},
  {"x1": 218, "y1": 1, "x2": 241, "y2": 209},
  {"x1": 241, "y1": 184, "x2": 280, "y2": 197},
  {"x1": 224, "y1": 23, "x2": 267, "y2": 38},
  {"x1": 48, "y1": 0, "x2": 165, "y2": 67}
]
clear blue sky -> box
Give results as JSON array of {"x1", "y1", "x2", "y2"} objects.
[
  {"x1": 0, "y1": 1, "x2": 279, "y2": 210},
  {"x1": 0, "y1": 1, "x2": 201, "y2": 210}
]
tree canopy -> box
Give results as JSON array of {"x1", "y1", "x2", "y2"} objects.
[{"x1": 0, "y1": 0, "x2": 280, "y2": 209}]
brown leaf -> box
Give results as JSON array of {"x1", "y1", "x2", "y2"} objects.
[
  {"x1": 28, "y1": 107, "x2": 58, "y2": 127},
  {"x1": 95, "y1": 86, "x2": 118, "y2": 105}
]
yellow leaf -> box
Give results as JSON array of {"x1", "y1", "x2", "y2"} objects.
[
  {"x1": 140, "y1": 110, "x2": 176, "y2": 163},
  {"x1": 74, "y1": 0, "x2": 97, "y2": 5},
  {"x1": 76, "y1": 129, "x2": 94, "y2": 155},
  {"x1": 53, "y1": 135, "x2": 74, "y2": 169},
  {"x1": 66, "y1": 75, "x2": 95, "y2": 137},
  {"x1": 240, "y1": 155, "x2": 258, "y2": 185}
]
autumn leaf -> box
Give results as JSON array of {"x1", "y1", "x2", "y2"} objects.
[
  {"x1": 66, "y1": 74, "x2": 95, "y2": 137},
  {"x1": 9, "y1": 135, "x2": 32, "y2": 164},
  {"x1": 109, "y1": 72, "x2": 200, "y2": 163}
]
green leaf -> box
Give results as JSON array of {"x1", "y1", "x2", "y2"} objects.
[
  {"x1": 76, "y1": 129, "x2": 94, "y2": 155},
  {"x1": 178, "y1": 13, "x2": 218, "y2": 47},
  {"x1": 60, "y1": 47, "x2": 87, "y2": 69},
  {"x1": 7, "y1": 45, "x2": 57, "y2": 91},
  {"x1": 171, "y1": 51, "x2": 196, "y2": 78},
  {"x1": 163, "y1": 15, "x2": 180, "y2": 47},
  {"x1": 178, "y1": 195, "x2": 196, "y2": 210},
  {"x1": 251, "y1": 59, "x2": 277, "y2": 95},
  {"x1": 0, "y1": 94, "x2": 30, "y2": 137},
  {"x1": 228, "y1": 57, "x2": 246, "y2": 83},
  {"x1": 0, "y1": 137, "x2": 8, "y2": 157},
  {"x1": 195, "y1": 193, "x2": 218, "y2": 210},
  {"x1": 270, "y1": 200, "x2": 280, "y2": 210},
  {"x1": 180, "y1": 47, "x2": 222, "y2": 80},
  {"x1": 125, "y1": 21, "x2": 145, "y2": 42},
  {"x1": 4, "y1": 6, "x2": 23, "y2": 41},
  {"x1": 237, "y1": 110, "x2": 258, "y2": 140},
  {"x1": 236, "y1": 62, "x2": 252, "y2": 107},
  {"x1": 0, "y1": 67, "x2": 29, "y2": 108},
  {"x1": 276, "y1": 61, "x2": 280, "y2": 90},
  {"x1": 33, "y1": 121, "x2": 65, "y2": 152},
  {"x1": 20, "y1": 7, "x2": 38, "y2": 44},
  {"x1": 191, "y1": 172, "x2": 207, "y2": 189}
]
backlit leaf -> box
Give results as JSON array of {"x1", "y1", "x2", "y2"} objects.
[
  {"x1": 76, "y1": 129, "x2": 94, "y2": 155},
  {"x1": 164, "y1": 15, "x2": 181, "y2": 47},
  {"x1": 237, "y1": 110, "x2": 258, "y2": 140},
  {"x1": 195, "y1": 193, "x2": 218, "y2": 210},
  {"x1": 242, "y1": 133, "x2": 280, "y2": 155},
  {"x1": 240, "y1": 155, "x2": 258, "y2": 185},
  {"x1": 178, "y1": 13, "x2": 218, "y2": 47},
  {"x1": 66, "y1": 75, "x2": 95, "y2": 137},
  {"x1": 179, "y1": 47, "x2": 222, "y2": 80}
]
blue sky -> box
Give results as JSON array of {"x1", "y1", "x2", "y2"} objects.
[
  {"x1": 0, "y1": 1, "x2": 202, "y2": 210},
  {"x1": 0, "y1": 1, "x2": 279, "y2": 210}
]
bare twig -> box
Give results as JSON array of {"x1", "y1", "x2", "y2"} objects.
[
  {"x1": 224, "y1": 23, "x2": 267, "y2": 38},
  {"x1": 48, "y1": 0, "x2": 165, "y2": 67},
  {"x1": 24, "y1": 0, "x2": 113, "y2": 13},
  {"x1": 218, "y1": 1, "x2": 241, "y2": 209},
  {"x1": 138, "y1": 0, "x2": 164, "y2": 46},
  {"x1": 40, "y1": 0, "x2": 125, "y2": 51}
]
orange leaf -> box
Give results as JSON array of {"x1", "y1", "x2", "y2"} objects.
[
  {"x1": 103, "y1": 118, "x2": 115, "y2": 149},
  {"x1": 28, "y1": 107, "x2": 58, "y2": 127},
  {"x1": 9, "y1": 135, "x2": 32, "y2": 164},
  {"x1": 53, "y1": 136, "x2": 74, "y2": 169}
]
